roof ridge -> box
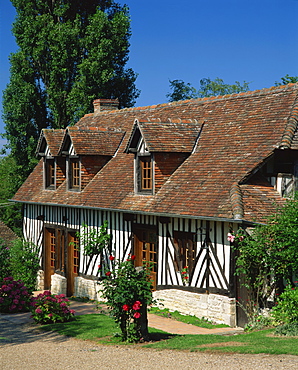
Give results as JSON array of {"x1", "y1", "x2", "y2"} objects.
[
  {"x1": 88, "y1": 83, "x2": 298, "y2": 115},
  {"x1": 280, "y1": 92, "x2": 298, "y2": 148},
  {"x1": 230, "y1": 183, "x2": 244, "y2": 220}
]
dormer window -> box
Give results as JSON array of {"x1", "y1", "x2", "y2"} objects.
[
  {"x1": 45, "y1": 158, "x2": 56, "y2": 189},
  {"x1": 68, "y1": 158, "x2": 80, "y2": 191},
  {"x1": 137, "y1": 154, "x2": 154, "y2": 194},
  {"x1": 126, "y1": 119, "x2": 202, "y2": 196}
]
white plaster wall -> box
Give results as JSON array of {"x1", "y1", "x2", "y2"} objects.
[{"x1": 153, "y1": 289, "x2": 236, "y2": 327}]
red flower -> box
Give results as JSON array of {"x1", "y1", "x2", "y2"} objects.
[
  {"x1": 131, "y1": 255, "x2": 136, "y2": 260},
  {"x1": 105, "y1": 271, "x2": 111, "y2": 276},
  {"x1": 133, "y1": 312, "x2": 141, "y2": 319},
  {"x1": 132, "y1": 301, "x2": 141, "y2": 310},
  {"x1": 122, "y1": 304, "x2": 130, "y2": 311},
  {"x1": 98, "y1": 264, "x2": 101, "y2": 269},
  {"x1": 109, "y1": 255, "x2": 115, "y2": 261}
]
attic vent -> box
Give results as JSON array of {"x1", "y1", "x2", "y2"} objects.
[{"x1": 93, "y1": 98, "x2": 119, "y2": 114}]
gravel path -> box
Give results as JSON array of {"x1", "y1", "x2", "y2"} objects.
[{"x1": 1, "y1": 317, "x2": 298, "y2": 369}]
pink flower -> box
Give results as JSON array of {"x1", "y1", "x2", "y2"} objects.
[
  {"x1": 239, "y1": 236, "x2": 244, "y2": 241},
  {"x1": 35, "y1": 308, "x2": 42, "y2": 314},
  {"x1": 48, "y1": 313, "x2": 53, "y2": 318},
  {"x1": 133, "y1": 312, "x2": 141, "y2": 319},
  {"x1": 227, "y1": 233, "x2": 235, "y2": 242},
  {"x1": 122, "y1": 304, "x2": 130, "y2": 311},
  {"x1": 109, "y1": 255, "x2": 115, "y2": 261}
]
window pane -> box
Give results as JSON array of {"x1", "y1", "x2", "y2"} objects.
[
  {"x1": 140, "y1": 157, "x2": 152, "y2": 190},
  {"x1": 45, "y1": 159, "x2": 55, "y2": 188},
  {"x1": 70, "y1": 159, "x2": 80, "y2": 188}
]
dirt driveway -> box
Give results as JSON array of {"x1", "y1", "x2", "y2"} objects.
[{"x1": 1, "y1": 316, "x2": 298, "y2": 369}]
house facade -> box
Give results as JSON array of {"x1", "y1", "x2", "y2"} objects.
[{"x1": 13, "y1": 84, "x2": 298, "y2": 326}]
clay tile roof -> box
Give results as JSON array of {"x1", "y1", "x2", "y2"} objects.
[
  {"x1": 0, "y1": 220, "x2": 18, "y2": 244},
  {"x1": 136, "y1": 118, "x2": 203, "y2": 152},
  {"x1": 13, "y1": 83, "x2": 298, "y2": 224},
  {"x1": 65, "y1": 127, "x2": 125, "y2": 156},
  {"x1": 36, "y1": 129, "x2": 65, "y2": 156}
]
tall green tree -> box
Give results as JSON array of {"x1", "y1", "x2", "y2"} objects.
[
  {"x1": 2, "y1": 0, "x2": 139, "y2": 182},
  {"x1": 167, "y1": 77, "x2": 250, "y2": 102},
  {"x1": 0, "y1": 156, "x2": 22, "y2": 234}
]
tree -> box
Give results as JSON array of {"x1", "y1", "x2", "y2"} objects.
[
  {"x1": 2, "y1": 0, "x2": 139, "y2": 183},
  {"x1": 0, "y1": 156, "x2": 22, "y2": 234},
  {"x1": 275, "y1": 74, "x2": 298, "y2": 86},
  {"x1": 167, "y1": 77, "x2": 250, "y2": 102},
  {"x1": 231, "y1": 196, "x2": 298, "y2": 315}
]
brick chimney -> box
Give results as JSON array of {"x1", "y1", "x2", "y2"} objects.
[{"x1": 93, "y1": 98, "x2": 119, "y2": 115}]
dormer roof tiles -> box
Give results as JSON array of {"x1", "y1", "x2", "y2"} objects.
[
  {"x1": 61, "y1": 127, "x2": 125, "y2": 156},
  {"x1": 130, "y1": 119, "x2": 203, "y2": 153}
]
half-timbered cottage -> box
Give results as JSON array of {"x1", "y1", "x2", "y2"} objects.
[{"x1": 12, "y1": 84, "x2": 298, "y2": 326}]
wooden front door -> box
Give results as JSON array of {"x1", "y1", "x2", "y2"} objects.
[
  {"x1": 67, "y1": 232, "x2": 79, "y2": 297},
  {"x1": 44, "y1": 228, "x2": 56, "y2": 290},
  {"x1": 134, "y1": 227, "x2": 157, "y2": 289}
]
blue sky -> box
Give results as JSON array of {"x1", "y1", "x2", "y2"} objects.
[{"x1": 0, "y1": 0, "x2": 298, "y2": 148}]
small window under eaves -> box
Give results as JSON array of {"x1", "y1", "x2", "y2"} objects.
[
  {"x1": 137, "y1": 155, "x2": 154, "y2": 194},
  {"x1": 45, "y1": 158, "x2": 55, "y2": 189}
]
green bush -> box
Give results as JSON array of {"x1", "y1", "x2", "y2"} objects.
[
  {"x1": 9, "y1": 239, "x2": 40, "y2": 293},
  {"x1": 272, "y1": 285, "x2": 298, "y2": 324},
  {"x1": 0, "y1": 239, "x2": 12, "y2": 282},
  {"x1": 274, "y1": 322, "x2": 298, "y2": 336}
]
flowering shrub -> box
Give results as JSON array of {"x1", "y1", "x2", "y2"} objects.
[
  {"x1": 272, "y1": 284, "x2": 298, "y2": 324},
  {"x1": 0, "y1": 277, "x2": 32, "y2": 313},
  {"x1": 100, "y1": 254, "x2": 154, "y2": 342},
  {"x1": 31, "y1": 291, "x2": 75, "y2": 324},
  {"x1": 181, "y1": 266, "x2": 189, "y2": 286},
  {"x1": 227, "y1": 230, "x2": 245, "y2": 244}
]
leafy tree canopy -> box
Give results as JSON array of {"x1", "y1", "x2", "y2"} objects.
[
  {"x1": 0, "y1": 156, "x2": 22, "y2": 234},
  {"x1": 232, "y1": 196, "x2": 298, "y2": 310},
  {"x1": 2, "y1": 0, "x2": 139, "y2": 181},
  {"x1": 166, "y1": 77, "x2": 250, "y2": 102},
  {"x1": 275, "y1": 74, "x2": 298, "y2": 86}
]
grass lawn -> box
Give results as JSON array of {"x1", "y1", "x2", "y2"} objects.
[{"x1": 40, "y1": 314, "x2": 298, "y2": 355}]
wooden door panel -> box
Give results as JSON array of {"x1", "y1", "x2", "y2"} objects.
[
  {"x1": 134, "y1": 227, "x2": 157, "y2": 289},
  {"x1": 67, "y1": 232, "x2": 79, "y2": 297},
  {"x1": 44, "y1": 228, "x2": 56, "y2": 290}
]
